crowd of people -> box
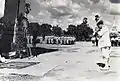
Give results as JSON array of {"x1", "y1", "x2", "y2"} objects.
[{"x1": 27, "y1": 36, "x2": 76, "y2": 45}]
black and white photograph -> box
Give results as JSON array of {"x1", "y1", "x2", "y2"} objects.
[{"x1": 0, "y1": 0, "x2": 120, "y2": 81}]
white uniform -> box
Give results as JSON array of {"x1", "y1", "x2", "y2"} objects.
[
  {"x1": 97, "y1": 26, "x2": 111, "y2": 69},
  {"x1": 98, "y1": 26, "x2": 111, "y2": 48}
]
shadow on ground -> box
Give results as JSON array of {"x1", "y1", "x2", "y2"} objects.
[
  {"x1": 0, "y1": 73, "x2": 41, "y2": 81},
  {"x1": 9, "y1": 47, "x2": 58, "y2": 59},
  {"x1": 0, "y1": 62, "x2": 40, "y2": 69}
]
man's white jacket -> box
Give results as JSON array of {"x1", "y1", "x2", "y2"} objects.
[{"x1": 98, "y1": 26, "x2": 111, "y2": 48}]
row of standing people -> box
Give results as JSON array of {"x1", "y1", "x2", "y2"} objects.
[
  {"x1": 92, "y1": 36, "x2": 120, "y2": 47},
  {"x1": 27, "y1": 36, "x2": 76, "y2": 45},
  {"x1": 111, "y1": 37, "x2": 120, "y2": 46}
]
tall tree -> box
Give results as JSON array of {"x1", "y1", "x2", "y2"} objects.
[
  {"x1": 66, "y1": 18, "x2": 93, "y2": 41},
  {"x1": 41, "y1": 23, "x2": 52, "y2": 41},
  {"x1": 67, "y1": 24, "x2": 76, "y2": 36},
  {"x1": 52, "y1": 25, "x2": 62, "y2": 36}
]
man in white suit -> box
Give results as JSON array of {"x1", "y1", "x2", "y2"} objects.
[{"x1": 96, "y1": 20, "x2": 111, "y2": 70}]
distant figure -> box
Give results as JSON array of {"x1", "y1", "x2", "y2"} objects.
[
  {"x1": 91, "y1": 37, "x2": 96, "y2": 46},
  {"x1": 94, "y1": 27, "x2": 99, "y2": 46},
  {"x1": 94, "y1": 15, "x2": 101, "y2": 46},
  {"x1": 83, "y1": 17, "x2": 88, "y2": 24},
  {"x1": 32, "y1": 34, "x2": 38, "y2": 57},
  {"x1": 81, "y1": 17, "x2": 89, "y2": 28},
  {"x1": 96, "y1": 20, "x2": 111, "y2": 71},
  {"x1": 111, "y1": 37, "x2": 115, "y2": 46},
  {"x1": 95, "y1": 15, "x2": 100, "y2": 23}
]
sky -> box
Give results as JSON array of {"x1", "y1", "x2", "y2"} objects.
[
  {"x1": 25, "y1": 0, "x2": 114, "y2": 30},
  {"x1": 0, "y1": 0, "x2": 5, "y2": 18},
  {"x1": 0, "y1": 0, "x2": 120, "y2": 30}
]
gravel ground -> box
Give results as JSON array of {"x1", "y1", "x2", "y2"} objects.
[
  {"x1": 0, "y1": 73, "x2": 41, "y2": 81},
  {"x1": 0, "y1": 42, "x2": 120, "y2": 81}
]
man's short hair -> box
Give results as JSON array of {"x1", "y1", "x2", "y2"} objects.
[
  {"x1": 97, "y1": 20, "x2": 104, "y2": 26},
  {"x1": 83, "y1": 17, "x2": 87, "y2": 20},
  {"x1": 95, "y1": 15, "x2": 100, "y2": 18}
]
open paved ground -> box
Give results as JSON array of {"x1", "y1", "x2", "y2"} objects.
[{"x1": 0, "y1": 42, "x2": 120, "y2": 81}]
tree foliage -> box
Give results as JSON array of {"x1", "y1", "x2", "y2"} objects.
[
  {"x1": 28, "y1": 21, "x2": 93, "y2": 41},
  {"x1": 67, "y1": 23, "x2": 93, "y2": 41},
  {"x1": 52, "y1": 25, "x2": 62, "y2": 36}
]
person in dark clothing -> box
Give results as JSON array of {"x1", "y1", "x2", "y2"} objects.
[
  {"x1": 83, "y1": 17, "x2": 88, "y2": 24},
  {"x1": 94, "y1": 15, "x2": 102, "y2": 46},
  {"x1": 95, "y1": 15, "x2": 100, "y2": 22}
]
